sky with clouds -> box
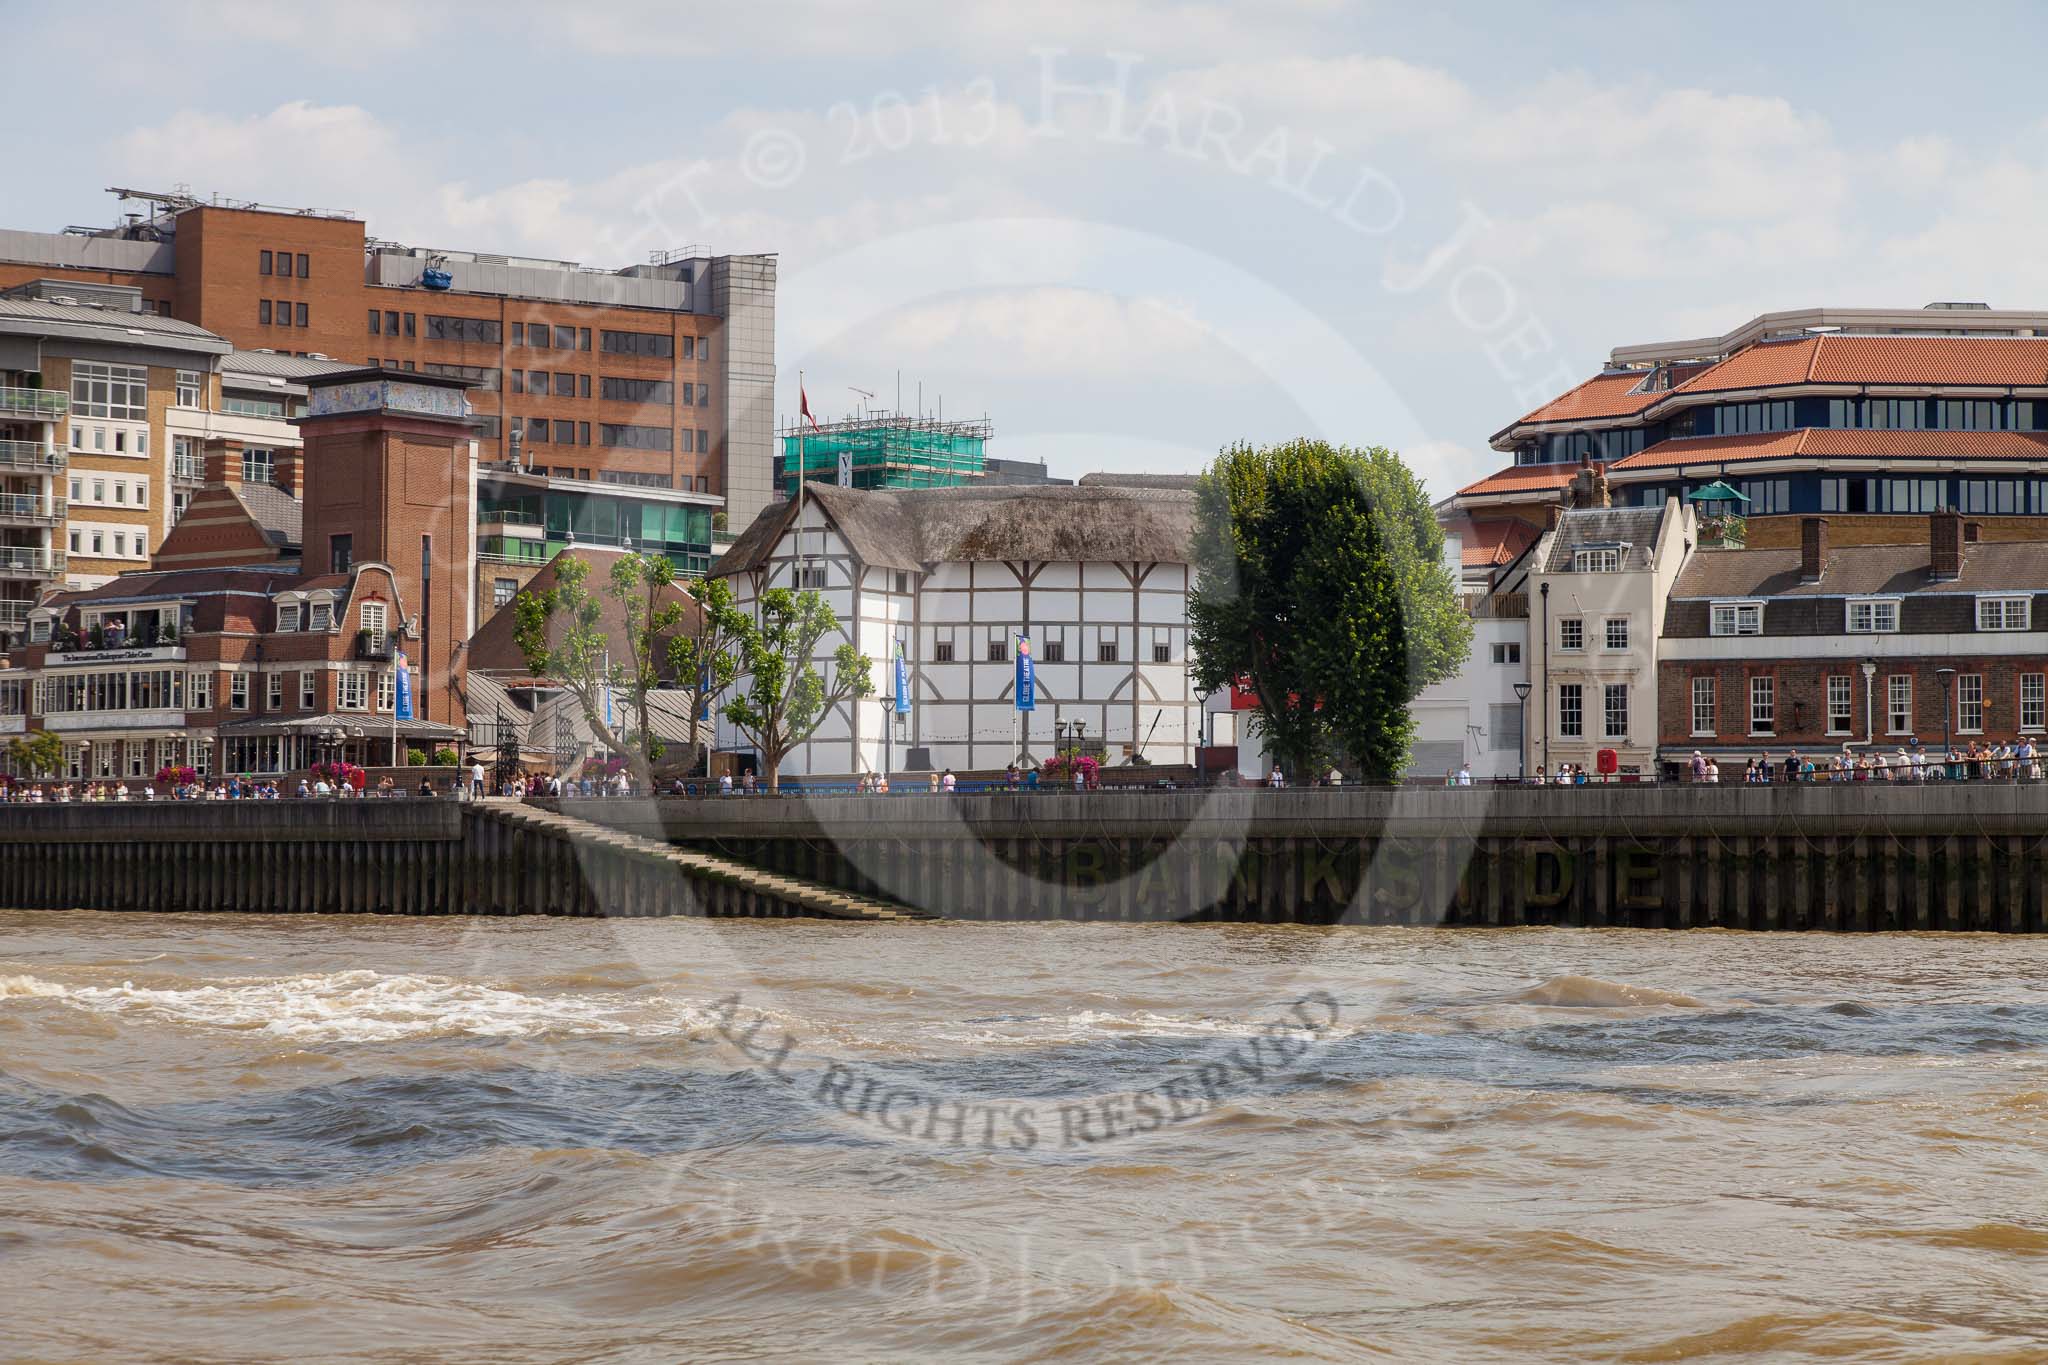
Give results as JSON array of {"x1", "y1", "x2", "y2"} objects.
[{"x1": 8, "y1": 0, "x2": 2048, "y2": 496}]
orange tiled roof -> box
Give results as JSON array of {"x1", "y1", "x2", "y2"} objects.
[
  {"x1": 1673, "y1": 334, "x2": 2048, "y2": 395},
  {"x1": 1456, "y1": 464, "x2": 1579, "y2": 498},
  {"x1": 1614, "y1": 427, "x2": 2048, "y2": 472},
  {"x1": 1513, "y1": 370, "x2": 1663, "y2": 426},
  {"x1": 1457, "y1": 518, "x2": 1540, "y2": 567}
]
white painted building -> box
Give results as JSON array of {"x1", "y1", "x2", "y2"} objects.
[
  {"x1": 1409, "y1": 524, "x2": 1536, "y2": 781},
  {"x1": 709, "y1": 476, "x2": 1200, "y2": 778},
  {"x1": 1525, "y1": 497, "x2": 1695, "y2": 780}
]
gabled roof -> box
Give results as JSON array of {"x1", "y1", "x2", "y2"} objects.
[
  {"x1": 1456, "y1": 518, "x2": 1539, "y2": 568},
  {"x1": 465, "y1": 548, "x2": 701, "y2": 677},
  {"x1": 1614, "y1": 427, "x2": 2048, "y2": 473},
  {"x1": 39, "y1": 565, "x2": 308, "y2": 610}
]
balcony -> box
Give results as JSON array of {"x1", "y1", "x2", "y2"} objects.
[
  {"x1": 0, "y1": 494, "x2": 59, "y2": 527},
  {"x1": 355, "y1": 628, "x2": 396, "y2": 661},
  {"x1": 479, "y1": 535, "x2": 550, "y2": 566},
  {"x1": 1464, "y1": 592, "x2": 1529, "y2": 620},
  {"x1": 0, "y1": 546, "x2": 62, "y2": 578},
  {"x1": 171, "y1": 457, "x2": 202, "y2": 481},
  {"x1": 0, "y1": 440, "x2": 64, "y2": 473},
  {"x1": 0, "y1": 600, "x2": 31, "y2": 630},
  {"x1": 0, "y1": 386, "x2": 66, "y2": 421}
]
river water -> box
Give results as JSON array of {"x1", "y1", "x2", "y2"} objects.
[{"x1": 5, "y1": 912, "x2": 2048, "y2": 1362}]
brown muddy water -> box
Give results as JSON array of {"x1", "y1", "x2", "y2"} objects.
[{"x1": 4, "y1": 911, "x2": 2048, "y2": 1362}]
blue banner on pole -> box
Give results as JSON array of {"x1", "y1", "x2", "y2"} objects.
[
  {"x1": 1014, "y1": 635, "x2": 1035, "y2": 711},
  {"x1": 394, "y1": 649, "x2": 414, "y2": 721},
  {"x1": 894, "y1": 644, "x2": 911, "y2": 714}
]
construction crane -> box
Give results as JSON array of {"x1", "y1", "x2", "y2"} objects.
[{"x1": 849, "y1": 386, "x2": 876, "y2": 419}]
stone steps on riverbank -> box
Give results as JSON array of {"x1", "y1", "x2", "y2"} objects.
[{"x1": 478, "y1": 800, "x2": 929, "y2": 922}]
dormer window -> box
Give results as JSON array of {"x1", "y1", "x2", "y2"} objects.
[
  {"x1": 1846, "y1": 597, "x2": 1901, "y2": 634},
  {"x1": 1977, "y1": 595, "x2": 2031, "y2": 632},
  {"x1": 310, "y1": 602, "x2": 333, "y2": 632},
  {"x1": 1710, "y1": 600, "x2": 1764, "y2": 636},
  {"x1": 29, "y1": 617, "x2": 49, "y2": 643},
  {"x1": 1572, "y1": 547, "x2": 1623, "y2": 573},
  {"x1": 278, "y1": 602, "x2": 301, "y2": 632}
]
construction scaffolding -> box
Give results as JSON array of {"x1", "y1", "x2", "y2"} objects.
[{"x1": 777, "y1": 413, "x2": 994, "y2": 494}]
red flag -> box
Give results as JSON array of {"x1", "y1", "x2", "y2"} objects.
[{"x1": 799, "y1": 384, "x2": 820, "y2": 431}]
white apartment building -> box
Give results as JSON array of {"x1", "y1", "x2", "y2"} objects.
[{"x1": 709, "y1": 477, "x2": 1199, "y2": 777}]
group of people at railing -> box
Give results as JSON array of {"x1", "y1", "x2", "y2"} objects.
[{"x1": 1688, "y1": 739, "x2": 2048, "y2": 784}]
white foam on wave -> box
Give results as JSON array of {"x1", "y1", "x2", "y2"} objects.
[
  {"x1": 0, "y1": 968, "x2": 731, "y2": 1043},
  {"x1": 1510, "y1": 975, "x2": 1710, "y2": 1010}
]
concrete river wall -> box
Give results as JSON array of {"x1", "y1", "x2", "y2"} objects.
[
  {"x1": 568, "y1": 787, "x2": 2048, "y2": 931},
  {"x1": 6, "y1": 788, "x2": 2048, "y2": 928}
]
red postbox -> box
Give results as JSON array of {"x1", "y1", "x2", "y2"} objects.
[{"x1": 1596, "y1": 748, "x2": 1619, "y2": 777}]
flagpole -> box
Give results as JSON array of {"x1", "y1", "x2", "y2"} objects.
[{"x1": 796, "y1": 368, "x2": 807, "y2": 576}]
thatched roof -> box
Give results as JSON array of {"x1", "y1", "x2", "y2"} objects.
[{"x1": 712, "y1": 481, "x2": 1197, "y2": 578}]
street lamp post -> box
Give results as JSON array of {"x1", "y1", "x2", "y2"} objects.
[
  {"x1": 1862, "y1": 657, "x2": 1878, "y2": 752},
  {"x1": 1513, "y1": 682, "x2": 1532, "y2": 783},
  {"x1": 1936, "y1": 666, "x2": 1957, "y2": 779}
]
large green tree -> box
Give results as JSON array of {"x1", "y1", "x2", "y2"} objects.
[
  {"x1": 514, "y1": 552, "x2": 705, "y2": 775},
  {"x1": 1189, "y1": 439, "x2": 1469, "y2": 782},
  {"x1": 721, "y1": 587, "x2": 875, "y2": 792}
]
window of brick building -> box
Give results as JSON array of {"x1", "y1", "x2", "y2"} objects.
[
  {"x1": 1691, "y1": 675, "x2": 1716, "y2": 736},
  {"x1": 1827, "y1": 675, "x2": 1853, "y2": 734},
  {"x1": 1750, "y1": 675, "x2": 1774, "y2": 734},
  {"x1": 259, "y1": 300, "x2": 272, "y2": 325},
  {"x1": 259, "y1": 250, "x2": 273, "y2": 275},
  {"x1": 1959, "y1": 674, "x2": 1985, "y2": 732},
  {"x1": 1888, "y1": 675, "x2": 1912, "y2": 733},
  {"x1": 493, "y1": 578, "x2": 516, "y2": 610}
]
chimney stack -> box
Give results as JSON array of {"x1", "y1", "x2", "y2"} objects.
[
  {"x1": 1799, "y1": 516, "x2": 1828, "y2": 584},
  {"x1": 1965, "y1": 521, "x2": 1982, "y2": 543},
  {"x1": 200, "y1": 436, "x2": 244, "y2": 491},
  {"x1": 1930, "y1": 508, "x2": 1964, "y2": 581},
  {"x1": 273, "y1": 449, "x2": 303, "y2": 498}
]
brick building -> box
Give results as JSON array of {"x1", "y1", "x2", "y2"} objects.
[
  {"x1": 0, "y1": 368, "x2": 478, "y2": 780},
  {"x1": 0, "y1": 189, "x2": 773, "y2": 596},
  {"x1": 1658, "y1": 510, "x2": 2048, "y2": 768}
]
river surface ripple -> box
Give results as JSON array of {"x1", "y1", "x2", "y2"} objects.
[{"x1": 4, "y1": 911, "x2": 2048, "y2": 1362}]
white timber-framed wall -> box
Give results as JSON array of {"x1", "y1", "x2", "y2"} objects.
[{"x1": 713, "y1": 482, "x2": 1199, "y2": 778}]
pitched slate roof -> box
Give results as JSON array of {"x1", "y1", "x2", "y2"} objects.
[
  {"x1": 1670, "y1": 539, "x2": 2048, "y2": 600},
  {"x1": 1542, "y1": 506, "x2": 1666, "y2": 572}
]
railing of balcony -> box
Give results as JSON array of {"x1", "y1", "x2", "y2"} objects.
[
  {"x1": 0, "y1": 387, "x2": 67, "y2": 420},
  {"x1": 0, "y1": 440, "x2": 64, "y2": 473},
  {"x1": 0, "y1": 494, "x2": 58, "y2": 523},
  {"x1": 1464, "y1": 592, "x2": 1530, "y2": 620},
  {"x1": 171, "y1": 457, "x2": 202, "y2": 481},
  {"x1": 0, "y1": 600, "x2": 31, "y2": 628},
  {"x1": 0, "y1": 546, "x2": 62, "y2": 574}
]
